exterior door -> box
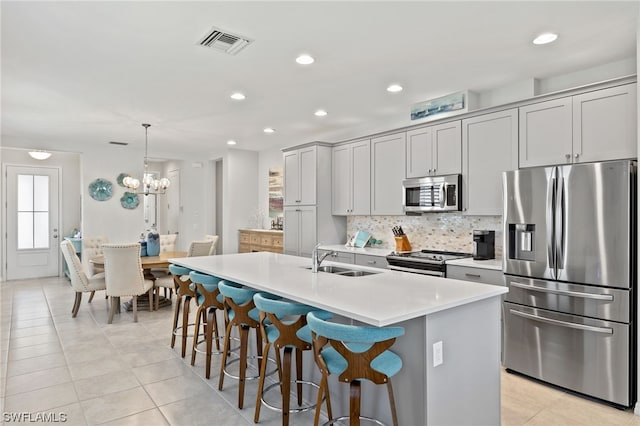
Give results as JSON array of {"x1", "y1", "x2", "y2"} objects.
[{"x1": 5, "y1": 165, "x2": 60, "y2": 280}]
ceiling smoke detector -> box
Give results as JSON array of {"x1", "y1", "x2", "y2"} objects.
[{"x1": 198, "y1": 26, "x2": 253, "y2": 55}]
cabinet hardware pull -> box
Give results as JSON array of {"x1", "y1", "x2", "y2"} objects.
[
  {"x1": 509, "y1": 309, "x2": 613, "y2": 334},
  {"x1": 574, "y1": 153, "x2": 580, "y2": 159},
  {"x1": 367, "y1": 260, "x2": 376, "y2": 264},
  {"x1": 510, "y1": 281, "x2": 614, "y2": 300},
  {"x1": 565, "y1": 154, "x2": 571, "y2": 160},
  {"x1": 465, "y1": 273, "x2": 481, "y2": 278}
]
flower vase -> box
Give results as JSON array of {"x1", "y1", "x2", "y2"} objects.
[{"x1": 146, "y1": 231, "x2": 160, "y2": 256}]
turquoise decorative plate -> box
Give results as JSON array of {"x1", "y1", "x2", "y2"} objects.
[
  {"x1": 120, "y1": 192, "x2": 139, "y2": 209},
  {"x1": 116, "y1": 173, "x2": 129, "y2": 187},
  {"x1": 88, "y1": 178, "x2": 113, "y2": 201}
]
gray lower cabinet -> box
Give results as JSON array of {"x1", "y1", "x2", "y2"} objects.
[
  {"x1": 447, "y1": 265, "x2": 503, "y2": 286},
  {"x1": 354, "y1": 253, "x2": 389, "y2": 269}
]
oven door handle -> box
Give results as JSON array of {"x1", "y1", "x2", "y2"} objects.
[
  {"x1": 510, "y1": 281, "x2": 614, "y2": 301},
  {"x1": 387, "y1": 265, "x2": 444, "y2": 277},
  {"x1": 509, "y1": 309, "x2": 613, "y2": 334}
]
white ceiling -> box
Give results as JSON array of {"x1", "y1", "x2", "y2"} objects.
[{"x1": 2, "y1": 1, "x2": 638, "y2": 157}]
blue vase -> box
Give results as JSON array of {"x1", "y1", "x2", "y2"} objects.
[
  {"x1": 146, "y1": 231, "x2": 160, "y2": 256},
  {"x1": 140, "y1": 241, "x2": 147, "y2": 257}
]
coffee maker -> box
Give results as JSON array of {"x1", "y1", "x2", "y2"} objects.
[{"x1": 473, "y1": 230, "x2": 495, "y2": 260}]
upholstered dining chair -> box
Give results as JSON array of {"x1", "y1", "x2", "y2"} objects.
[
  {"x1": 187, "y1": 240, "x2": 214, "y2": 257},
  {"x1": 205, "y1": 234, "x2": 219, "y2": 255},
  {"x1": 82, "y1": 236, "x2": 109, "y2": 302},
  {"x1": 154, "y1": 234, "x2": 179, "y2": 297},
  {"x1": 102, "y1": 243, "x2": 154, "y2": 324},
  {"x1": 60, "y1": 240, "x2": 106, "y2": 318}
]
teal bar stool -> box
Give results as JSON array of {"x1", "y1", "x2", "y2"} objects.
[
  {"x1": 189, "y1": 271, "x2": 226, "y2": 379},
  {"x1": 168, "y1": 264, "x2": 197, "y2": 358},
  {"x1": 307, "y1": 311, "x2": 405, "y2": 426},
  {"x1": 252, "y1": 293, "x2": 332, "y2": 426},
  {"x1": 218, "y1": 281, "x2": 276, "y2": 409}
]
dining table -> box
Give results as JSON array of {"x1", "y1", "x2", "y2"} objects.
[{"x1": 91, "y1": 250, "x2": 188, "y2": 311}]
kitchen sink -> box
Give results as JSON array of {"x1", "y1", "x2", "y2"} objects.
[{"x1": 303, "y1": 265, "x2": 380, "y2": 277}]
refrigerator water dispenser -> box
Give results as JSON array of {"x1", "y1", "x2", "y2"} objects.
[{"x1": 508, "y1": 224, "x2": 536, "y2": 261}]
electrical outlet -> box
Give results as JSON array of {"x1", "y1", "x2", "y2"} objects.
[{"x1": 433, "y1": 341, "x2": 443, "y2": 367}]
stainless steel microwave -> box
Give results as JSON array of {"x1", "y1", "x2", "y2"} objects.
[{"x1": 403, "y1": 174, "x2": 462, "y2": 213}]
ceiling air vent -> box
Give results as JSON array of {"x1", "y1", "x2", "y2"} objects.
[{"x1": 198, "y1": 27, "x2": 253, "y2": 55}]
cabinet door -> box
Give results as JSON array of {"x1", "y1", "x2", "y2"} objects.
[
  {"x1": 432, "y1": 121, "x2": 462, "y2": 175},
  {"x1": 406, "y1": 127, "x2": 432, "y2": 178},
  {"x1": 371, "y1": 132, "x2": 406, "y2": 215},
  {"x1": 351, "y1": 140, "x2": 371, "y2": 215},
  {"x1": 519, "y1": 98, "x2": 573, "y2": 168},
  {"x1": 299, "y1": 206, "x2": 317, "y2": 258},
  {"x1": 462, "y1": 109, "x2": 518, "y2": 216},
  {"x1": 573, "y1": 83, "x2": 637, "y2": 163},
  {"x1": 298, "y1": 146, "x2": 317, "y2": 205},
  {"x1": 283, "y1": 207, "x2": 300, "y2": 255},
  {"x1": 332, "y1": 145, "x2": 351, "y2": 215},
  {"x1": 283, "y1": 150, "x2": 300, "y2": 206}
]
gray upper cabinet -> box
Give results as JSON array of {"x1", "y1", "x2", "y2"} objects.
[
  {"x1": 519, "y1": 83, "x2": 637, "y2": 168},
  {"x1": 332, "y1": 140, "x2": 371, "y2": 216},
  {"x1": 406, "y1": 121, "x2": 462, "y2": 178},
  {"x1": 462, "y1": 109, "x2": 518, "y2": 216},
  {"x1": 371, "y1": 132, "x2": 406, "y2": 215},
  {"x1": 284, "y1": 145, "x2": 316, "y2": 206}
]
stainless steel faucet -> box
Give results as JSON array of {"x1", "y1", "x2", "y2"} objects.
[{"x1": 312, "y1": 243, "x2": 336, "y2": 273}]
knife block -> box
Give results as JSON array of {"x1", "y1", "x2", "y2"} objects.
[{"x1": 394, "y1": 235, "x2": 412, "y2": 252}]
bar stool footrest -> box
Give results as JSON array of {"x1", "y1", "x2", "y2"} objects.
[
  {"x1": 193, "y1": 335, "x2": 239, "y2": 356},
  {"x1": 172, "y1": 323, "x2": 201, "y2": 339},
  {"x1": 261, "y1": 380, "x2": 322, "y2": 413},
  {"x1": 323, "y1": 416, "x2": 386, "y2": 426},
  {"x1": 222, "y1": 355, "x2": 278, "y2": 381}
]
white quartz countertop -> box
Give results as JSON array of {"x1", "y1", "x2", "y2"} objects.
[
  {"x1": 318, "y1": 244, "x2": 392, "y2": 257},
  {"x1": 446, "y1": 257, "x2": 503, "y2": 271},
  {"x1": 170, "y1": 252, "x2": 506, "y2": 327}
]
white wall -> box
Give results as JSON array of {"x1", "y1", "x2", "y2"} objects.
[
  {"x1": 0, "y1": 148, "x2": 81, "y2": 280},
  {"x1": 222, "y1": 149, "x2": 259, "y2": 254}
]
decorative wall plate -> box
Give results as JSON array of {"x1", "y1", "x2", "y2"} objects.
[
  {"x1": 88, "y1": 178, "x2": 113, "y2": 201},
  {"x1": 116, "y1": 173, "x2": 129, "y2": 187},
  {"x1": 120, "y1": 192, "x2": 140, "y2": 209}
]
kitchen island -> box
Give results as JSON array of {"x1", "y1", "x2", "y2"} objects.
[{"x1": 171, "y1": 251, "x2": 507, "y2": 425}]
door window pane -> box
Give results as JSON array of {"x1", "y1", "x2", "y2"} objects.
[
  {"x1": 17, "y1": 173, "x2": 50, "y2": 250},
  {"x1": 18, "y1": 212, "x2": 34, "y2": 249},
  {"x1": 33, "y1": 175, "x2": 49, "y2": 211},
  {"x1": 17, "y1": 175, "x2": 33, "y2": 211}
]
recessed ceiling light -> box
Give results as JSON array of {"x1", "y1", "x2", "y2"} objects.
[
  {"x1": 314, "y1": 109, "x2": 327, "y2": 117},
  {"x1": 533, "y1": 32, "x2": 558, "y2": 45},
  {"x1": 387, "y1": 84, "x2": 403, "y2": 93},
  {"x1": 227, "y1": 140, "x2": 237, "y2": 145},
  {"x1": 295, "y1": 54, "x2": 315, "y2": 65},
  {"x1": 263, "y1": 127, "x2": 275, "y2": 133},
  {"x1": 230, "y1": 92, "x2": 246, "y2": 100}
]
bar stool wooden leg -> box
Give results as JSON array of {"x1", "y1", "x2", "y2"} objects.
[
  {"x1": 253, "y1": 341, "x2": 272, "y2": 423},
  {"x1": 282, "y1": 347, "x2": 293, "y2": 426},
  {"x1": 191, "y1": 307, "x2": 204, "y2": 366},
  {"x1": 212, "y1": 309, "x2": 221, "y2": 351},
  {"x1": 171, "y1": 297, "x2": 182, "y2": 348},
  {"x1": 314, "y1": 374, "x2": 332, "y2": 426},
  {"x1": 218, "y1": 320, "x2": 234, "y2": 391},
  {"x1": 349, "y1": 381, "x2": 361, "y2": 426},
  {"x1": 296, "y1": 348, "x2": 303, "y2": 406},
  {"x1": 238, "y1": 325, "x2": 250, "y2": 409},
  {"x1": 181, "y1": 297, "x2": 191, "y2": 358},
  {"x1": 205, "y1": 308, "x2": 216, "y2": 378},
  {"x1": 387, "y1": 380, "x2": 399, "y2": 426}
]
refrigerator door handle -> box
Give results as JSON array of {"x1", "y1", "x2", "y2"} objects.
[
  {"x1": 510, "y1": 281, "x2": 614, "y2": 301},
  {"x1": 509, "y1": 309, "x2": 613, "y2": 334},
  {"x1": 556, "y1": 175, "x2": 566, "y2": 269},
  {"x1": 546, "y1": 172, "x2": 556, "y2": 272}
]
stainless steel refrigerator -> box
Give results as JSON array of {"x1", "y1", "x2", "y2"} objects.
[{"x1": 502, "y1": 159, "x2": 636, "y2": 407}]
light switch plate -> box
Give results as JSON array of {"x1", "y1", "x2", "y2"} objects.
[{"x1": 433, "y1": 341, "x2": 443, "y2": 367}]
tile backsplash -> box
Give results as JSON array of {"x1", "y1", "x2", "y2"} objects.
[{"x1": 347, "y1": 214, "x2": 503, "y2": 257}]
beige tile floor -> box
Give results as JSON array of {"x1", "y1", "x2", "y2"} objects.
[{"x1": 1, "y1": 276, "x2": 639, "y2": 425}]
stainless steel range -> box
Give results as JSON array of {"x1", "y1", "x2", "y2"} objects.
[{"x1": 386, "y1": 250, "x2": 472, "y2": 277}]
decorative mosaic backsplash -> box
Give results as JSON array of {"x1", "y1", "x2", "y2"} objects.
[{"x1": 347, "y1": 214, "x2": 503, "y2": 257}]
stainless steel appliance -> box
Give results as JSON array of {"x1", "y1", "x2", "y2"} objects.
[
  {"x1": 402, "y1": 174, "x2": 462, "y2": 213},
  {"x1": 503, "y1": 159, "x2": 636, "y2": 407},
  {"x1": 386, "y1": 249, "x2": 471, "y2": 277}
]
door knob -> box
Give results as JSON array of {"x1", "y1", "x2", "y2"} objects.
[
  {"x1": 53, "y1": 235, "x2": 58, "y2": 239},
  {"x1": 574, "y1": 153, "x2": 580, "y2": 159}
]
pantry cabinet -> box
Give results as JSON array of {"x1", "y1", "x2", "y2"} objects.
[
  {"x1": 332, "y1": 139, "x2": 371, "y2": 215},
  {"x1": 519, "y1": 83, "x2": 637, "y2": 168},
  {"x1": 371, "y1": 132, "x2": 406, "y2": 215},
  {"x1": 462, "y1": 109, "x2": 518, "y2": 216},
  {"x1": 284, "y1": 145, "x2": 317, "y2": 206},
  {"x1": 406, "y1": 121, "x2": 461, "y2": 178},
  {"x1": 284, "y1": 206, "x2": 316, "y2": 258}
]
